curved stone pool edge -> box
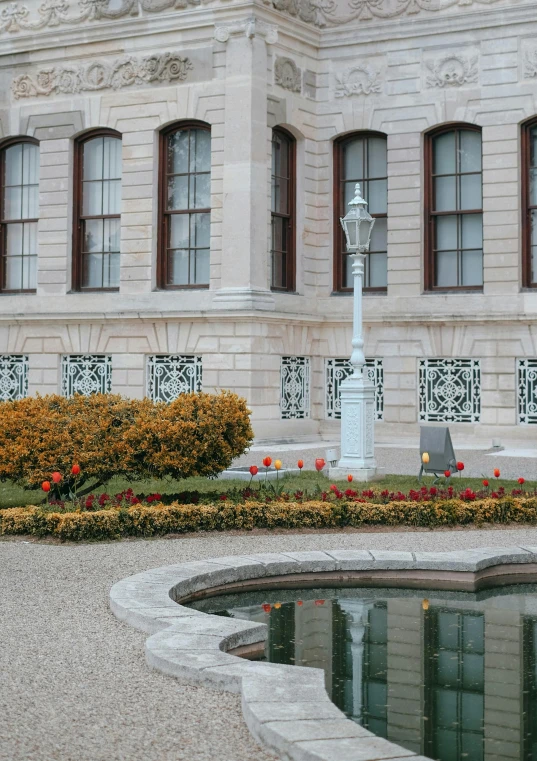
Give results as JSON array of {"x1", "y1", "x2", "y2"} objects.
[{"x1": 109, "y1": 547, "x2": 537, "y2": 761}]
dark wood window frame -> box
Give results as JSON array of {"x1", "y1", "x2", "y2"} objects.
[
  {"x1": 333, "y1": 131, "x2": 388, "y2": 294},
  {"x1": 271, "y1": 126, "x2": 296, "y2": 292},
  {"x1": 424, "y1": 123, "x2": 483, "y2": 292},
  {"x1": 0, "y1": 135, "x2": 40, "y2": 294},
  {"x1": 157, "y1": 120, "x2": 211, "y2": 291},
  {"x1": 72, "y1": 128, "x2": 122, "y2": 293},
  {"x1": 522, "y1": 117, "x2": 537, "y2": 288}
]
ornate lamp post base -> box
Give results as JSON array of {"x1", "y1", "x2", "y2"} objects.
[{"x1": 328, "y1": 373, "x2": 384, "y2": 483}]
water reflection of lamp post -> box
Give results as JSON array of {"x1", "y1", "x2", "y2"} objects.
[{"x1": 329, "y1": 184, "x2": 380, "y2": 482}]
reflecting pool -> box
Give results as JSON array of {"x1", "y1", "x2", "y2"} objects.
[{"x1": 189, "y1": 585, "x2": 537, "y2": 761}]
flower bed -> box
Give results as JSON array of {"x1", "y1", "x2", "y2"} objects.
[{"x1": 2, "y1": 495, "x2": 537, "y2": 542}]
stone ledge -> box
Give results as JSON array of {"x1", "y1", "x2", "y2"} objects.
[{"x1": 110, "y1": 547, "x2": 537, "y2": 761}]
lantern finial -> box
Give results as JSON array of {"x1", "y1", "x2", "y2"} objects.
[{"x1": 348, "y1": 183, "x2": 367, "y2": 207}]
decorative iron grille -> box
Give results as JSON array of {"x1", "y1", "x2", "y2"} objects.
[
  {"x1": 61, "y1": 355, "x2": 112, "y2": 397},
  {"x1": 325, "y1": 358, "x2": 384, "y2": 421},
  {"x1": 419, "y1": 358, "x2": 480, "y2": 423},
  {"x1": 0, "y1": 355, "x2": 28, "y2": 401},
  {"x1": 517, "y1": 359, "x2": 537, "y2": 424},
  {"x1": 146, "y1": 355, "x2": 202, "y2": 402},
  {"x1": 281, "y1": 356, "x2": 310, "y2": 419}
]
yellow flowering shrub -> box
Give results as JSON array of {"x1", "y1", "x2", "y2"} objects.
[
  {"x1": 0, "y1": 391, "x2": 253, "y2": 489},
  {"x1": 2, "y1": 495, "x2": 537, "y2": 542}
]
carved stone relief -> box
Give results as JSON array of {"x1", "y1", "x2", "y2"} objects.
[
  {"x1": 12, "y1": 52, "x2": 192, "y2": 99},
  {"x1": 214, "y1": 18, "x2": 277, "y2": 43},
  {"x1": 523, "y1": 43, "x2": 537, "y2": 78},
  {"x1": 425, "y1": 53, "x2": 478, "y2": 87},
  {"x1": 274, "y1": 57, "x2": 301, "y2": 93},
  {"x1": 335, "y1": 63, "x2": 382, "y2": 97}
]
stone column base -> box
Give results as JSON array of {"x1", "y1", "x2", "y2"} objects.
[{"x1": 328, "y1": 466, "x2": 386, "y2": 482}]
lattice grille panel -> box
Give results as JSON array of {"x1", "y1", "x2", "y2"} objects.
[
  {"x1": 517, "y1": 359, "x2": 537, "y2": 424},
  {"x1": 61, "y1": 355, "x2": 112, "y2": 397},
  {"x1": 0, "y1": 355, "x2": 28, "y2": 401},
  {"x1": 419, "y1": 358, "x2": 480, "y2": 423},
  {"x1": 147, "y1": 355, "x2": 202, "y2": 402},
  {"x1": 325, "y1": 358, "x2": 384, "y2": 421},
  {"x1": 280, "y1": 356, "x2": 310, "y2": 419}
]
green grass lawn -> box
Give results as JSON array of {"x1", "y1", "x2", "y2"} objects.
[{"x1": 0, "y1": 471, "x2": 534, "y2": 509}]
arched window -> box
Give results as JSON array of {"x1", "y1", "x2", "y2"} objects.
[
  {"x1": 271, "y1": 128, "x2": 296, "y2": 291},
  {"x1": 158, "y1": 122, "x2": 211, "y2": 289},
  {"x1": 522, "y1": 118, "x2": 537, "y2": 288},
  {"x1": 425, "y1": 125, "x2": 483, "y2": 290},
  {"x1": 73, "y1": 129, "x2": 122, "y2": 291},
  {"x1": 334, "y1": 132, "x2": 387, "y2": 292},
  {"x1": 0, "y1": 137, "x2": 39, "y2": 292}
]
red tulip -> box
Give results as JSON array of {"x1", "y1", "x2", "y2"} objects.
[
  {"x1": 249, "y1": 465, "x2": 258, "y2": 476},
  {"x1": 518, "y1": 477, "x2": 525, "y2": 485},
  {"x1": 41, "y1": 481, "x2": 51, "y2": 492},
  {"x1": 297, "y1": 600, "x2": 303, "y2": 606},
  {"x1": 494, "y1": 468, "x2": 500, "y2": 478},
  {"x1": 297, "y1": 459, "x2": 304, "y2": 470},
  {"x1": 262, "y1": 603, "x2": 271, "y2": 613},
  {"x1": 444, "y1": 470, "x2": 451, "y2": 478},
  {"x1": 347, "y1": 474, "x2": 353, "y2": 482},
  {"x1": 263, "y1": 456, "x2": 272, "y2": 468},
  {"x1": 314, "y1": 599, "x2": 325, "y2": 606},
  {"x1": 51, "y1": 472, "x2": 61, "y2": 484},
  {"x1": 71, "y1": 463, "x2": 81, "y2": 476},
  {"x1": 483, "y1": 480, "x2": 489, "y2": 487},
  {"x1": 315, "y1": 458, "x2": 325, "y2": 472},
  {"x1": 456, "y1": 462, "x2": 464, "y2": 472}
]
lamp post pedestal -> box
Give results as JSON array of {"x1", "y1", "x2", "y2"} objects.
[{"x1": 328, "y1": 251, "x2": 383, "y2": 483}]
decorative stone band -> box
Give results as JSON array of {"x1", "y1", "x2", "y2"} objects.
[
  {"x1": 12, "y1": 52, "x2": 193, "y2": 99},
  {"x1": 110, "y1": 547, "x2": 537, "y2": 761}
]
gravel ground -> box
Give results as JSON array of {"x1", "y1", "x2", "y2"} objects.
[
  {"x1": 4, "y1": 528, "x2": 537, "y2": 761},
  {"x1": 233, "y1": 443, "x2": 537, "y2": 480}
]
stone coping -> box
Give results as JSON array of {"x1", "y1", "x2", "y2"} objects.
[{"x1": 109, "y1": 547, "x2": 537, "y2": 761}]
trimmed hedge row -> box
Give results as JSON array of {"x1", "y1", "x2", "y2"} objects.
[{"x1": 2, "y1": 496, "x2": 537, "y2": 542}]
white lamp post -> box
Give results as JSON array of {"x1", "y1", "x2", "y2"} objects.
[{"x1": 329, "y1": 183, "x2": 380, "y2": 482}]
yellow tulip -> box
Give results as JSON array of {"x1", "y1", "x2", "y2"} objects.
[
  {"x1": 274, "y1": 602, "x2": 281, "y2": 609},
  {"x1": 422, "y1": 452, "x2": 430, "y2": 464},
  {"x1": 422, "y1": 599, "x2": 429, "y2": 611},
  {"x1": 274, "y1": 459, "x2": 282, "y2": 470}
]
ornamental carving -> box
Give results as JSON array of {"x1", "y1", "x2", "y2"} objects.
[
  {"x1": 425, "y1": 54, "x2": 478, "y2": 87},
  {"x1": 274, "y1": 57, "x2": 301, "y2": 93},
  {"x1": 12, "y1": 52, "x2": 192, "y2": 99},
  {"x1": 523, "y1": 45, "x2": 537, "y2": 78},
  {"x1": 335, "y1": 64, "x2": 381, "y2": 97}
]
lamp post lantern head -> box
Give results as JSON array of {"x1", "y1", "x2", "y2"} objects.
[{"x1": 339, "y1": 183, "x2": 375, "y2": 253}]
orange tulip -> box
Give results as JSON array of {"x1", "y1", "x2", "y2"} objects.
[
  {"x1": 51, "y1": 472, "x2": 61, "y2": 484},
  {"x1": 41, "y1": 481, "x2": 51, "y2": 492},
  {"x1": 347, "y1": 474, "x2": 353, "y2": 482},
  {"x1": 274, "y1": 460, "x2": 282, "y2": 471},
  {"x1": 494, "y1": 468, "x2": 500, "y2": 478},
  {"x1": 297, "y1": 459, "x2": 304, "y2": 470},
  {"x1": 315, "y1": 458, "x2": 325, "y2": 472},
  {"x1": 263, "y1": 456, "x2": 272, "y2": 468},
  {"x1": 249, "y1": 465, "x2": 258, "y2": 476},
  {"x1": 71, "y1": 463, "x2": 81, "y2": 476}
]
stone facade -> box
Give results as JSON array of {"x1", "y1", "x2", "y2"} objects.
[{"x1": 0, "y1": 0, "x2": 537, "y2": 441}]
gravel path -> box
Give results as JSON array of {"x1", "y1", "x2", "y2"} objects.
[{"x1": 4, "y1": 527, "x2": 537, "y2": 761}]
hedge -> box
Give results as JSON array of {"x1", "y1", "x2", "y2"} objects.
[
  {"x1": 0, "y1": 391, "x2": 253, "y2": 494},
  {"x1": 2, "y1": 496, "x2": 537, "y2": 542}
]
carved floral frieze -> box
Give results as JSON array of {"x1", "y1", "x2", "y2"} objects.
[
  {"x1": 425, "y1": 53, "x2": 478, "y2": 88},
  {"x1": 274, "y1": 57, "x2": 301, "y2": 92},
  {"x1": 12, "y1": 52, "x2": 192, "y2": 98},
  {"x1": 335, "y1": 63, "x2": 382, "y2": 97}
]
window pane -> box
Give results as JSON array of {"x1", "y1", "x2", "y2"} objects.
[
  {"x1": 167, "y1": 130, "x2": 189, "y2": 175},
  {"x1": 193, "y1": 173, "x2": 210, "y2": 209},
  {"x1": 368, "y1": 179, "x2": 387, "y2": 214},
  {"x1": 168, "y1": 249, "x2": 189, "y2": 285},
  {"x1": 370, "y1": 217, "x2": 387, "y2": 253},
  {"x1": 82, "y1": 181, "x2": 103, "y2": 216},
  {"x1": 24, "y1": 222, "x2": 37, "y2": 256},
  {"x1": 434, "y1": 132, "x2": 456, "y2": 174},
  {"x1": 167, "y1": 175, "x2": 188, "y2": 211},
  {"x1": 6, "y1": 223, "x2": 23, "y2": 255},
  {"x1": 102, "y1": 179, "x2": 121, "y2": 215},
  {"x1": 436, "y1": 215, "x2": 457, "y2": 250},
  {"x1": 461, "y1": 691, "x2": 483, "y2": 730},
  {"x1": 23, "y1": 143, "x2": 40, "y2": 185},
  {"x1": 103, "y1": 137, "x2": 121, "y2": 180},
  {"x1": 83, "y1": 253, "x2": 103, "y2": 288},
  {"x1": 272, "y1": 250, "x2": 285, "y2": 289},
  {"x1": 344, "y1": 254, "x2": 353, "y2": 287},
  {"x1": 21, "y1": 185, "x2": 39, "y2": 219},
  {"x1": 435, "y1": 176, "x2": 456, "y2": 211},
  {"x1": 437, "y1": 651, "x2": 459, "y2": 687},
  {"x1": 272, "y1": 177, "x2": 288, "y2": 214},
  {"x1": 104, "y1": 218, "x2": 120, "y2": 253},
  {"x1": 435, "y1": 729, "x2": 458, "y2": 761},
  {"x1": 192, "y1": 212, "x2": 210, "y2": 249},
  {"x1": 368, "y1": 137, "x2": 387, "y2": 179},
  {"x1": 461, "y1": 250, "x2": 483, "y2": 287},
  {"x1": 170, "y1": 214, "x2": 189, "y2": 249},
  {"x1": 83, "y1": 219, "x2": 104, "y2": 253},
  {"x1": 531, "y1": 210, "x2": 537, "y2": 282},
  {"x1": 193, "y1": 248, "x2": 209, "y2": 284},
  {"x1": 5, "y1": 143, "x2": 22, "y2": 186},
  {"x1": 83, "y1": 137, "x2": 104, "y2": 181},
  {"x1": 462, "y1": 214, "x2": 483, "y2": 249},
  {"x1": 5, "y1": 255, "x2": 22, "y2": 290},
  {"x1": 436, "y1": 251, "x2": 458, "y2": 287},
  {"x1": 25, "y1": 255, "x2": 37, "y2": 290},
  {"x1": 460, "y1": 173, "x2": 482, "y2": 210},
  {"x1": 344, "y1": 139, "x2": 364, "y2": 180},
  {"x1": 103, "y1": 253, "x2": 120, "y2": 288},
  {"x1": 461, "y1": 732, "x2": 483, "y2": 761},
  {"x1": 368, "y1": 253, "x2": 387, "y2": 288},
  {"x1": 531, "y1": 126, "x2": 537, "y2": 206},
  {"x1": 435, "y1": 688, "x2": 458, "y2": 728},
  {"x1": 366, "y1": 682, "x2": 387, "y2": 719},
  {"x1": 191, "y1": 129, "x2": 211, "y2": 173},
  {"x1": 273, "y1": 134, "x2": 289, "y2": 179},
  {"x1": 459, "y1": 130, "x2": 481, "y2": 173},
  {"x1": 4, "y1": 186, "x2": 22, "y2": 220}
]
